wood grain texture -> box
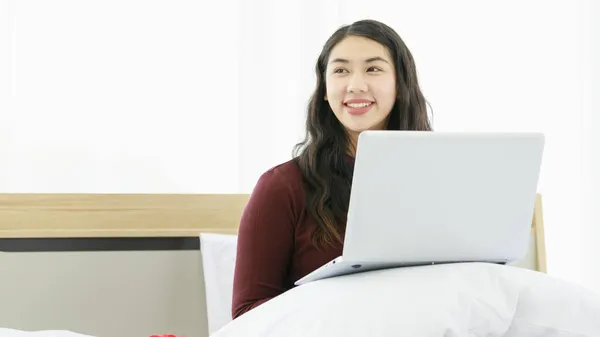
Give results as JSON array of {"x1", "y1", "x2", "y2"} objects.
[
  {"x1": 0, "y1": 193, "x2": 548, "y2": 274},
  {"x1": 0, "y1": 194, "x2": 249, "y2": 237}
]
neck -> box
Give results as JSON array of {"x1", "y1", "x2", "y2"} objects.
[
  {"x1": 347, "y1": 132, "x2": 359, "y2": 157},
  {"x1": 346, "y1": 120, "x2": 390, "y2": 156}
]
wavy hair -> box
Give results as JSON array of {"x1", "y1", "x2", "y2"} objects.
[{"x1": 293, "y1": 19, "x2": 432, "y2": 249}]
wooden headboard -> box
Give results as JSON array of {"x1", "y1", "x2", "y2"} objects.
[
  {"x1": 531, "y1": 194, "x2": 547, "y2": 272},
  {"x1": 0, "y1": 194, "x2": 250, "y2": 238},
  {"x1": 0, "y1": 193, "x2": 547, "y2": 272}
]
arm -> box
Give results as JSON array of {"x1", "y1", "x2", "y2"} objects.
[{"x1": 231, "y1": 169, "x2": 296, "y2": 319}]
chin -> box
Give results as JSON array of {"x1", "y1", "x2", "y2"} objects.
[
  {"x1": 343, "y1": 127, "x2": 374, "y2": 137},
  {"x1": 342, "y1": 120, "x2": 386, "y2": 134},
  {"x1": 334, "y1": 107, "x2": 389, "y2": 133}
]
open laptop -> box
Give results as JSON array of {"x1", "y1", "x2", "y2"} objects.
[{"x1": 294, "y1": 131, "x2": 545, "y2": 286}]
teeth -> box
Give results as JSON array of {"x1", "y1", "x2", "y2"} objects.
[{"x1": 347, "y1": 102, "x2": 371, "y2": 108}]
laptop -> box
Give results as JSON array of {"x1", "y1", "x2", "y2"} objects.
[{"x1": 294, "y1": 130, "x2": 545, "y2": 286}]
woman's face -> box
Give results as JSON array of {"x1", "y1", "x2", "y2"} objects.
[{"x1": 325, "y1": 35, "x2": 397, "y2": 143}]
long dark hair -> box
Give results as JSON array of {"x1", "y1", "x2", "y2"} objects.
[{"x1": 293, "y1": 19, "x2": 432, "y2": 249}]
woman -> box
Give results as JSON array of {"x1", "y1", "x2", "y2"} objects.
[{"x1": 231, "y1": 19, "x2": 432, "y2": 319}]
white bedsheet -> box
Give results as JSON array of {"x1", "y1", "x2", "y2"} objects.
[
  {"x1": 0, "y1": 329, "x2": 93, "y2": 337},
  {"x1": 212, "y1": 263, "x2": 600, "y2": 337}
]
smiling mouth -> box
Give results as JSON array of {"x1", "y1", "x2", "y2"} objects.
[
  {"x1": 344, "y1": 101, "x2": 374, "y2": 116},
  {"x1": 345, "y1": 102, "x2": 372, "y2": 108}
]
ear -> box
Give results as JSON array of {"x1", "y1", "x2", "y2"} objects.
[{"x1": 324, "y1": 95, "x2": 328, "y2": 101}]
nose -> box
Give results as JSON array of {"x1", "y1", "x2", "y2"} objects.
[{"x1": 347, "y1": 73, "x2": 368, "y2": 93}]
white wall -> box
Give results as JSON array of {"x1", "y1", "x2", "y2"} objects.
[
  {"x1": 0, "y1": 0, "x2": 242, "y2": 193},
  {"x1": 0, "y1": 0, "x2": 598, "y2": 291},
  {"x1": 581, "y1": 0, "x2": 600, "y2": 291}
]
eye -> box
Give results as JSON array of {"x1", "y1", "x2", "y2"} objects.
[
  {"x1": 333, "y1": 68, "x2": 348, "y2": 74},
  {"x1": 367, "y1": 66, "x2": 382, "y2": 72}
]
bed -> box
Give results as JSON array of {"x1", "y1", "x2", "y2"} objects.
[{"x1": 1, "y1": 193, "x2": 598, "y2": 337}]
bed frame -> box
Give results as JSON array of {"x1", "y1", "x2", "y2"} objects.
[
  {"x1": 0, "y1": 193, "x2": 249, "y2": 238},
  {"x1": 0, "y1": 193, "x2": 547, "y2": 271},
  {"x1": 0, "y1": 193, "x2": 547, "y2": 337}
]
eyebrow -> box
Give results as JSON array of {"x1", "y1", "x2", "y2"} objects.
[{"x1": 329, "y1": 56, "x2": 389, "y2": 65}]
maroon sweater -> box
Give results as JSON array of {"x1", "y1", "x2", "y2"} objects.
[{"x1": 231, "y1": 158, "x2": 351, "y2": 319}]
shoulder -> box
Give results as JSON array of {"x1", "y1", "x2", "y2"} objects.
[
  {"x1": 254, "y1": 158, "x2": 303, "y2": 195},
  {"x1": 268, "y1": 158, "x2": 302, "y2": 180},
  {"x1": 244, "y1": 159, "x2": 305, "y2": 221}
]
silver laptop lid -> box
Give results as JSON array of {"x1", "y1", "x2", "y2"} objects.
[{"x1": 343, "y1": 131, "x2": 545, "y2": 264}]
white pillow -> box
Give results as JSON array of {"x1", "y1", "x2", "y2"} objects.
[
  {"x1": 199, "y1": 233, "x2": 238, "y2": 335},
  {"x1": 503, "y1": 268, "x2": 600, "y2": 336},
  {"x1": 211, "y1": 263, "x2": 600, "y2": 337}
]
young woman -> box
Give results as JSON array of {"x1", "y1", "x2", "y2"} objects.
[{"x1": 231, "y1": 19, "x2": 432, "y2": 319}]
